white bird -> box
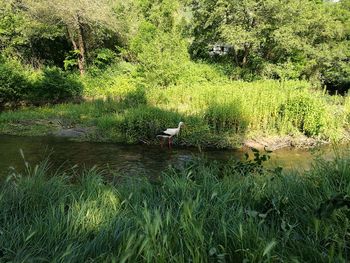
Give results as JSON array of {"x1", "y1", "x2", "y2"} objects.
[{"x1": 156, "y1": 122, "x2": 185, "y2": 148}]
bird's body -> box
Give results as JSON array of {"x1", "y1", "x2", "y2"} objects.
[{"x1": 156, "y1": 122, "x2": 184, "y2": 148}]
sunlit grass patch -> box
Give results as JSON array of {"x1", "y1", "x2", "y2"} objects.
[{"x1": 0, "y1": 79, "x2": 349, "y2": 147}]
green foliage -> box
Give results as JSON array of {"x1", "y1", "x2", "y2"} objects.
[
  {"x1": 1, "y1": 78, "x2": 349, "y2": 145},
  {"x1": 0, "y1": 2, "x2": 31, "y2": 54},
  {"x1": 189, "y1": 0, "x2": 350, "y2": 86},
  {"x1": 0, "y1": 57, "x2": 32, "y2": 106},
  {"x1": 130, "y1": 22, "x2": 190, "y2": 87},
  {"x1": 81, "y1": 62, "x2": 137, "y2": 98},
  {"x1": 120, "y1": 87, "x2": 147, "y2": 108},
  {"x1": 205, "y1": 100, "x2": 248, "y2": 133},
  {"x1": 321, "y1": 0, "x2": 350, "y2": 93},
  {"x1": 322, "y1": 58, "x2": 350, "y2": 94},
  {"x1": 92, "y1": 48, "x2": 117, "y2": 68},
  {"x1": 1, "y1": 0, "x2": 349, "y2": 94},
  {"x1": 32, "y1": 67, "x2": 83, "y2": 103},
  {"x1": 0, "y1": 0, "x2": 68, "y2": 66},
  {"x1": 345, "y1": 95, "x2": 350, "y2": 124},
  {"x1": 138, "y1": 0, "x2": 182, "y2": 32},
  {"x1": 63, "y1": 50, "x2": 80, "y2": 71},
  {"x1": 261, "y1": 61, "x2": 306, "y2": 80},
  {"x1": 1, "y1": 153, "x2": 350, "y2": 261},
  {"x1": 177, "y1": 61, "x2": 229, "y2": 84},
  {"x1": 279, "y1": 94, "x2": 327, "y2": 136},
  {"x1": 0, "y1": 58, "x2": 84, "y2": 107},
  {"x1": 1, "y1": 0, "x2": 349, "y2": 148},
  {"x1": 118, "y1": 106, "x2": 183, "y2": 142}
]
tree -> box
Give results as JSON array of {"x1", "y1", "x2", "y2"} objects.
[
  {"x1": 188, "y1": 0, "x2": 348, "y2": 81},
  {"x1": 137, "y1": 0, "x2": 181, "y2": 32},
  {"x1": 20, "y1": 0, "x2": 132, "y2": 74},
  {"x1": 129, "y1": 0, "x2": 191, "y2": 86},
  {"x1": 0, "y1": 0, "x2": 67, "y2": 66},
  {"x1": 130, "y1": 22, "x2": 189, "y2": 86},
  {"x1": 321, "y1": 0, "x2": 350, "y2": 93}
]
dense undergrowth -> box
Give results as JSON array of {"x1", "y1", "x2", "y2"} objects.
[
  {"x1": 0, "y1": 65, "x2": 349, "y2": 148},
  {"x1": 0, "y1": 57, "x2": 83, "y2": 105},
  {"x1": 1, "y1": 0, "x2": 349, "y2": 149},
  {"x1": 0, "y1": 151, "x2": 350, "y2": 262}
]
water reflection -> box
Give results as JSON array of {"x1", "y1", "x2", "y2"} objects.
[{"x1": 0, "y1": 135, "x2": 343, "y2": 179}]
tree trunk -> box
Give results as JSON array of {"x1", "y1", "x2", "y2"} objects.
[
  {"x1": 67, "y1": 17, "x2": 86, "y2": 75},
  {"x1": 67, "y1": 28, "x2": 78, "y2": 50},
  {"x1": 232, "y1": 45, "x2": 239, "y2": 66},
  {"x1": 77, "y1": 22, "x2": 86, "y2": 75},
  {"x1": 242, "y1": 44, "x2": 250, "y2": 67},
  {"x1": 67, "y1": 27, "x2": 85, "y2": 74}
]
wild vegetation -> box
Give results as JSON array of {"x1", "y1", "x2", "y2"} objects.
[
  {"x1": 1, "y1": 1, "x2": 350, "y2": 261},
  {"x1": 1, "y1": 76, "x2": 349, "y2": 147},
  {"x1": 0, "y1": 150, "x2": 350, "y2": 262},
  {"x1": 0, "y1": 0, "x2": 349, "y2": 148}
]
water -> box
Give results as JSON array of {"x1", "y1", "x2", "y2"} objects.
[{"x1": 0, "y1": 135, "x2": 342, "y2": 179}]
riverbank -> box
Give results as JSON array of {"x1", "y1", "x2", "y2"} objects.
[
  {"x1": 1, "y1": 152, "x2": 350, "y2": 262},
  {"x1": 0, "y1": 120, "x2": 338, "y2": 150},
  {"x1": 1, "y1": 80, "x2": 349, "y2": 149}
]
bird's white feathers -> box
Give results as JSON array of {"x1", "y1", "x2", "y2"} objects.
[
  {"x1": 163, "y1": 128, "x2": 179, "y2": 136},
  {"x1": 157, "y1": 122, "x2": 184, "y2": 137}
]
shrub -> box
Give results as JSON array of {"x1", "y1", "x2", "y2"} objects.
[
  {"x1": 92, "y1": 48, "x2": 117, "y2": 68},
  {"x1": 130, "y1": 22, "x2": 190, "y2": 87},
  {"x1": 120, "y1": 87, "x2": 147, "y2": 108},
  {"x1": 261, "y1": 61, "x2": 305, "y2": 80},
  {"x1": 178, "y1": 61, "x2": 228, "y2": 85},
  {"x1": 33, "y1": 67, "x2": 83, "y2": 103},
  {"x1": 63, "y1": 50, "x2": 80, "y2": 71},
  {"x1": 0, "y1": 57, "x2": 32, "y2": 106},
  {"x1": 82, "y1": 62, "x2": 137, "y2": 98},
  {"x1": 322, "y1": 61, "x2": 350, "y2": 95}
]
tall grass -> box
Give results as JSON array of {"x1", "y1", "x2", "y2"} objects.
[
  {"x1": 345, "y1": 95, "x2": 350, "y2": 124},
  {"x1": 0, "y1": 76, "x2": 349, "y2": 147},
  {"x1": 1, "y1": 152, "x2": 350, "y2": 262}
]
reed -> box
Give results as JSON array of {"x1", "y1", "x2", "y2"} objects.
[{"x1": 0, "y1": 79, "x2": 348, "y2": 147}]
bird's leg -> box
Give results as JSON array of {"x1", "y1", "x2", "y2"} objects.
[
  {"x1": 160, "y1": 137, "x2": 164, "y2": 148},
  {"x1": 168, "y1": 137, "x2": 172, "y2": 149}
]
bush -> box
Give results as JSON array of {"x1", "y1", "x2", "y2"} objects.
[
  {"x1": 92, "y1": 48, "x2": 117, "y2": 68},
  {"x1": 130, "y1": 22, "x2": 190, "y2": 87},
  {"x1": 0, "y1": 57, "x2": 32, "y2": 106},
  {"x1": 82, "y1": 62, "x2": 137, "y2": 98},
  {"x1": 0, "y1": 58, "x2": 84, "y2": 106},
  {"x1": 178, "y1": 61, "x2": 228, "y2": 85},
  {"x1": 261, "y1": 61, "x2": 305, "y2": 80},
  {"x1": 322, "y1": 61, "x2": 350, "y2": 95},
  {"x1": 33, "y1": 67, "x2": 83, "y2": 103}
]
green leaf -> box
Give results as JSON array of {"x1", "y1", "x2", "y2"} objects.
[{"x1": 263, "y1": 240, "x2": 277, "y2": 257}]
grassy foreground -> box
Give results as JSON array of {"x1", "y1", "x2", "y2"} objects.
[
  {"x1": 1, "y1": 79, "x2": 349, "y2": 148},
  {"x1": 1, "y1": 152, "x2": 350, "y2": 262}
]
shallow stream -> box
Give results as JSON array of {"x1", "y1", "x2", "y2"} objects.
[{"x1": 0, "y1": 135, "x2": 343, "y2": 179}]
